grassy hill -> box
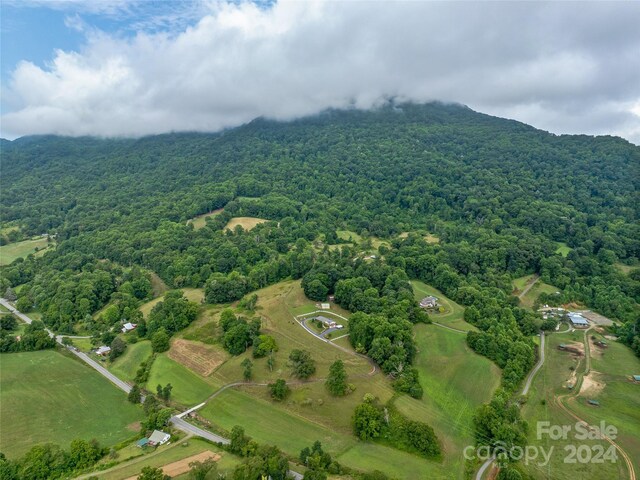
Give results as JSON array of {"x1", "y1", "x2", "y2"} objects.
[{"x1": 0, "y1": 350, "x2": 141, "y2": 458}]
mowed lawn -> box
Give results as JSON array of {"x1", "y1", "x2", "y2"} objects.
[
  {"x1": 0, "y1": 237, "x2": 50, "y2": 266},
  {"x1": 200, "y1": 388, "x2": 356, "y2": 457},
  {"x1": 147, "y1": 354, "x2": 220, "y2": 406},
  {"x1": 410, "y1": 280, "x2": 474, "y2": 331},
  {"x1": 394, "y1": 324, "x2": 500, "y2": 479},
  {"x1": 0, "y1": 350, "x2": 141, "y2": 458},
  {"x1": 109, "y1": 341, "x2": 152, "y2": 382}
]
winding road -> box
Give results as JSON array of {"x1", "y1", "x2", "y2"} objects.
[
  {"x1": 522, "y1": 332, "x2": 545, "y2": 396},
  {"x1": 475, "y1": 331, "x2": 546, "y2": 480},
  {"x1": 2, "y1": 297, "x2": 305, "y2": 479}
]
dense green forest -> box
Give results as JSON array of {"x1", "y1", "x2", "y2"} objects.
[
  {"x1": 1, "y1": 102, "x2": 639, "y2": 472},
  {"x1": 2, "y1": 102, "x2": 638, "y2": 336}
]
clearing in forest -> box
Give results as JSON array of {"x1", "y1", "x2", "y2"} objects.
[
  {"x1": 410, "y1": 280, "x2": 473, "y2": 331},
  {"x1": 0, "y1": 237, "x2": 51, "y2": 266},
  {"x1": 225, "y1": 217, "x2": 268, "y2": 231},
  {"x1": 187, "y1": 208, "x2": 224, "y2": 230}
]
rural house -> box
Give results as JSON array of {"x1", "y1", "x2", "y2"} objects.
[
  {"x1": 148, "y1": 430, "x2": 170, "y2": 446},
  {"x1": 121, "y1": 322, "x2": 137, "y2": 333},
  {"x1": 419, "y1": 296, "x2": 439, "y2": 309},
  {"x1": 96, "y1": 346, "x2": 111, "y2": 356}
]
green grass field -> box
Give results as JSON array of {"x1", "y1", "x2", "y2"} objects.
[
  {"x1": 93, "y1": 438, "x2": 239, "y2": 480},
  {"x1": 569, "y1": 333, "x2": 640, "y2": 475},
  {"x1": 555, "y1": 242, "x2": 572, "y2": 257},
  {"x1": 187, "y1": 208, "x2": 224, "y2": 230},
  {"x1": 519, "y1": 280, "x2": 559, "y2": 309},
  {"x1": 393, "y1": 324, "x2": 500, "y2": 479},
  {"x1": 201, "y1": 388, "x2": 357, "y2": 456},
  {"x1": 109, "y1": 341, "x2": 152, "y2": 382},
  {"x1": 0, "y1": 237, "x2": 51, "y2": 266},
  {"x1": 0, "y1": 350, "x2": 141, "y2": 458},
  {"x1": 224, "y1": 217, "x2": 268, "y2": 231},
  {"x1": 147, "y1": 354, "x2": 220, "y2": 406},
  {"x1": 196, "y1": 281, "x2": 499, "y2": 479},
  {"x1": 513, "y1": 274, "x2": 536, "y2": 292},
  {"x1": 521, "y1": 331, "x2": 631, "y2": 479},
  {"x1": 410, "y1": 280, "x2": 473, "y2": 331}
]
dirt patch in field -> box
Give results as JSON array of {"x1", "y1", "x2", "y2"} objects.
[
  {"x1": 579, "y1": 371, "x2": 606, "y2": 397},
  {"x1": 559, "y1": 341, "x2": 585, "y2": 356},
  {"x1": 126, "y1": 421, "x2": 141, "y2": 432},
  {"x1": 124, "y1": 451, "x2": 220, "y2": 480},
  {"x1": 168, "y1": 339, "x2": 228, "y2": 376}
]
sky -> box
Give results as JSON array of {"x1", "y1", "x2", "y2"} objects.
[{"x1": 1, "y1": 0, "x2": 639, "y2": 144}]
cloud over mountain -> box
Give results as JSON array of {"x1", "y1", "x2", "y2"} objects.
[{"x1": 2, "y1": 1, "x2": 639, "y2": 143}]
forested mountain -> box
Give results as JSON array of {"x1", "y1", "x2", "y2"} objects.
[{"x1": 1, "y1": 101, "x2": 639, "y2": 346}]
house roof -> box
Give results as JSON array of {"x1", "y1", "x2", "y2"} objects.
[
  {"x1": 633, "y1": 375, "x2": 640, "y2": 381},
  {"x1": 568, "y1": 313, "x2": 589, "y2": 325},
  {"x1": 137, "y1": 438, "x2": 149, "y2": 446},
  {"x1": 149, "y1": 430, "x2": 169, "y2": 443},
  {"x1": 123, "y1": 322, "x2": 136, "y2": 330},
  {"x1": 420, "y1": 296, "x2": 438, "y2": 305},
  {"x1": 315, "y1": 315, "x2": 334, "y2": 323},
  {"x1": 96, "y1": 346, "x2": 111, "y2": 354}
]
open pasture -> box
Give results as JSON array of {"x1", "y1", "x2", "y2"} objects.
[
  {"x1": 393, "y1": 324, "x2": 500, "y2": 479},
  {"x1": 0, "y1": 350, "x2": 140, "y2": 458},
  {"x1": 224, "y1": 217, "x2": 268, "y2": 231},
  {"x1": 0, "y1": 237, "x2": 51, "y2": 266}
]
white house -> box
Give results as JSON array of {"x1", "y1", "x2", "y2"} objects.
[
  {"x1": 96, "y1": 346, "x2": 111, "y2": 356},
  {"x1": 121, "y1": 322, "x2": 137, "y2": 333},
  {"x1": 148, "y1": 430, "x2": 170, "y2": 446},
  {"x1": 419, "y1": 296, "x2": 439, "y2": 309}
]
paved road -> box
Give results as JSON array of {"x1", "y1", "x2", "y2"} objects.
[
  {"x1": 476, "y1": 331, "x2": 547, "y2": 479},
  {"x1": 169, "y1": 416, "x2": 229, "y2": 445},
  {"x1": 522, "y1": 332, "x2": 545, "y2": 396},
  {"x1": 475, "y1": 454, "x2": 496, "y2": 480},
  {"x1": 2, "y1": 297, "x2": 304, "y2": 478},
  {"x1": 1, "y1": 298, "x2": 133, "y2": 394}
]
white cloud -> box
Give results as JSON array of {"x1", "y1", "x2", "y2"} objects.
[{"x1": 2, "y1": 0, "x2": 640, "y2": 143}]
